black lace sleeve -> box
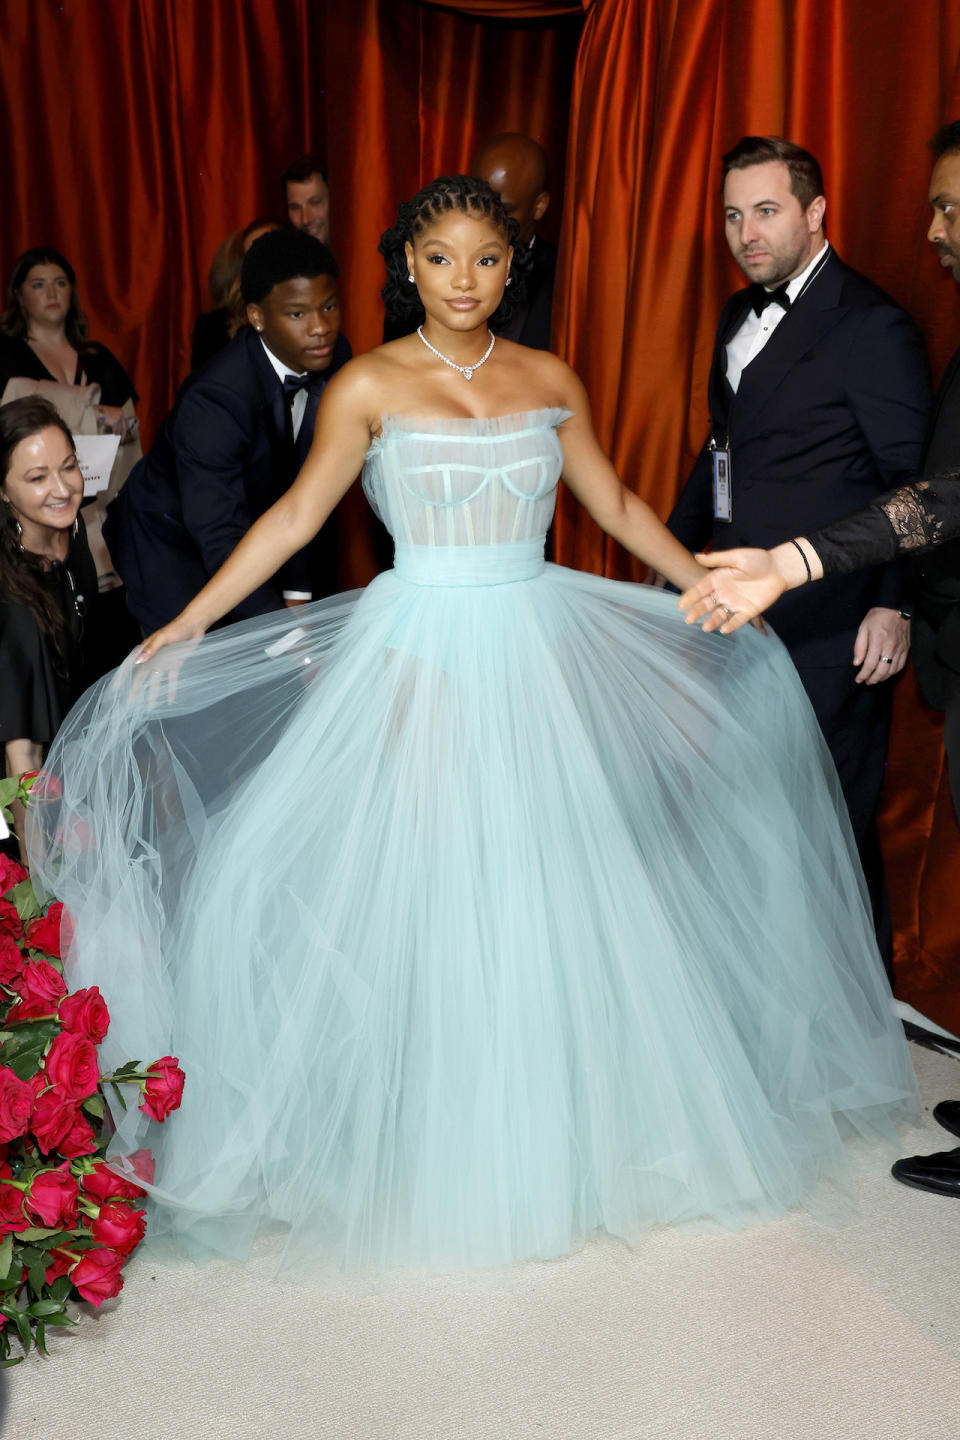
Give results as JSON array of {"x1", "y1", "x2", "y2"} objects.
[{"x1": 806, "y1": 472, "x2": 960, "y2": 576}]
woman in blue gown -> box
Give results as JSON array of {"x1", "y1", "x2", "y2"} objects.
[{"x1": 31, "y1": 177, "x2": 918, "y2": 1272}]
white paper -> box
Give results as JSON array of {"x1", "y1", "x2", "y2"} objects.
[{"x1": 73, "y1": 433, "x2": 121, "y2": 496}]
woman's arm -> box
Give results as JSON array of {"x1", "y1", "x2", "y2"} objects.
[
  {"x1": 678, "y1": 473, "x2": 960, "y2": 633},
  {"x1": 4, "y1": 739, "x2": 42, "y2": 862},
  {"x1": 136, "y1": 364, "x2": 376, "y2": 662},
  {"x1": 555, "y1": 367, "x2": 707, "y2": 591}
]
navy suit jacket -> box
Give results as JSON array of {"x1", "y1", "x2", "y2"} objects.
[
  {"x1": 105, "y1": 326, "x2": 351, "y2": 632},
  {"x1": 668, "y1": 251, "x2": 931, "y2": 665}
]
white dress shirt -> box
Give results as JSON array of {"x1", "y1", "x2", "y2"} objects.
[
  {"x1": 259, "y1": 338, "x2": 312, "y2": 601},
  {"x1": 725, "y1": 241, "x2": 830, "y2": 394}
]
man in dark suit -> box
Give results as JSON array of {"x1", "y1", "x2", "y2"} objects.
[
  {"x1": 105, "y1": 230, "x2": 350, "y2": 634},
  {"x1": 470, "y1": 132, "x2": 557, "y2": 351},
  {"x1": 668, "y1": 136, "x2": 931, "y2": 971}
]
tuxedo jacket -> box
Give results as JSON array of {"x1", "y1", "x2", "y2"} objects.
[
  {"x1": 668, "y1": 251, "x2": 931, "y2": 665},
  {"x1": 911, "y1": 344, "x2": 960, "y2": 679},
  {"x1": 497, "y1": 237, "x2": 557, "y2": 351},
  {"x1": 104, "y1": 326, "x2": 351, "y2": 633}
]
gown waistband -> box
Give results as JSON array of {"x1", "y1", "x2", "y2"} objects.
[{"x1": 392, "y1": 540, "x2": 546, "y2": 587}]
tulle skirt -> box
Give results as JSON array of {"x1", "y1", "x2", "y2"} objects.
[{"x1": 31, "y1": 555, "x2": 918, "y2": 1270}]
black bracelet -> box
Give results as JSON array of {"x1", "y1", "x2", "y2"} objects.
[{"x1": 790, "y1": 538, "x2": 813, "y2": 583}]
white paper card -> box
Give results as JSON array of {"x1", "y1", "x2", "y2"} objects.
[{"x1": 73, "y1": 433, "x2": 121, "y2": 496}]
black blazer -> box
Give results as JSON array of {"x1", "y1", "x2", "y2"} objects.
[
  {"x1": 912, "y1": 345, "x2": 960, "y2": 675},
  {"x1": 104, "y1": 326, "x2": 351, "y2": 633},
  {"x1": 668, "y1": 250, "x2": 931, "y2": 664}
]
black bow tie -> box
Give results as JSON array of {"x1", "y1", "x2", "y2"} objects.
[
  {"x1": 282, "y1": 372, "x2": 313, "y2": 398},
  {"x1": 749, "y1": 282, "x2": 792, "y2": 318}
]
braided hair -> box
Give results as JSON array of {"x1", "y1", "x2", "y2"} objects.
[{"x1": 379, "y1": 175, "x2": 529, "y2": 329}]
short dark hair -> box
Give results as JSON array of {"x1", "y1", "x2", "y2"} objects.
[
  {"x1": 378, "y1": 174, "x2": 527, "y2": 328},
  {"x1": 0, "y1": 246, "x2": 91, "y2": 348},
  {"x1": 281, "y1": 154, "x2": 327, "y2": 191},
  {"x1": 929, "y1": 121, "x2": 960, "y2": 159},
  {"x1": 240, "y1": 229, "x2": 339, "y2": 307},
  {"x1": 721, "y1": 136, "x2": 825, "y2": 211}
]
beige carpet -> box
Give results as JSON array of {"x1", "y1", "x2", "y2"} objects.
[{"x1": 7, "y1": 1041, "x2": 960, "y2": 1440}]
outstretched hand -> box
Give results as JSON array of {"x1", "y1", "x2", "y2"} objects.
[
  {"x1": 678, "y1": 548, "x2": 789, "y2": 633},
  {"x1": 128, "y1": 616, "x2": 207, "y2": 704}
]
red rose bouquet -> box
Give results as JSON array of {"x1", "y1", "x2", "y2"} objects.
[{"x1": 0, "y1": 773, "x2": 185, "y2": 1365}]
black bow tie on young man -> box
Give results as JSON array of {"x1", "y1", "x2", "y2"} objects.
[
  {"x1": 748, "y1": 282, "x2": 792, "y2": 318},
  {"x1": 282, "y1": 372, "x2": 314, "y2": 398}
]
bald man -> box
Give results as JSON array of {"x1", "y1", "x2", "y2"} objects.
[{"x1": 470, "y1": 132, "x2": 557, "y2": 350}]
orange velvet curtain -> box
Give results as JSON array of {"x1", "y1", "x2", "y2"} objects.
[{"x1": 2, "y1": 0, "x2": 959, "y2": 1014}]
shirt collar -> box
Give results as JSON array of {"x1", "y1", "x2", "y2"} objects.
[
  {"x1": 259, "y1": 336, "x2": 306, "y2": 383},
  {"x1": 777, "y1": 240, "x2": 830, "y2": 302}
]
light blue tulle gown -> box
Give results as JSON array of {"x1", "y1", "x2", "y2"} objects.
[{"x1": 32, "y1": 409, "x2": 918, "y2": 1270}]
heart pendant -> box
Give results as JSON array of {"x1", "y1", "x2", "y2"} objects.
[{"x1": 463, "y1": 369, "x2": 474, "y2": 381}]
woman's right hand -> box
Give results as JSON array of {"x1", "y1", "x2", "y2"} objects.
[{"x1": 136, "y1": 615, "x2": 207, "y2": 665}]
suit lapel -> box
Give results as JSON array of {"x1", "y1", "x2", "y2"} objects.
[
  {"x1": 729, "y1": 250, "x2": 847, "y2": 431},
  {"x1": 708, "y1": 295, "x2": 752, "y2": 427}
]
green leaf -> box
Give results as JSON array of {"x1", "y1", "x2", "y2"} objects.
[
  {"x1": 27, "y1": 1299, "x2": 65, "y2": 1318},
  {"x1": 110, "y1": 1081, "x2": 129, "y2": 1112},
  {"x1": 13, "y1": 1308, "x2": 31, "y2": 1353},
  {"x1": 51, "y1": 1276, "x2": 72, "y2": 1304},
  {"x1": 0, "y1": 1356, "x2": 23, "y2": 1369},
  {"x1": 17, "y1": 1246, "x2": 40, "y2": 1268},
  {"x1": 34, "y1": 1319, "x2": 47, "y2": 1355},
  {"x1": 8, "y1": 879, "x2": 42, "y2": 924},
  {"x1": 82, "y1": 1093, "x2": 105, "y2": 1120},
  {"x1": 15, "y1": 1226, "x2": 60, "y2": 1242},
  {"x1": 43, "y1": 1312, "x2": 77, "y2": 1328},
  {"x1": 0, "y1": 1234, "x2": 12, "y2": 1282},
  {"x1": 27, "y1": 1258, "x2": 46, "y2": 1299},
  {"x1": 0, "y1": 1274, "x2": 22, "y2": 1295}
]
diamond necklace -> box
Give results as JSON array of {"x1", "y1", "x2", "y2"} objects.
[{"x1": 416, "y1": 325, "x2": 495, "y2": 381}]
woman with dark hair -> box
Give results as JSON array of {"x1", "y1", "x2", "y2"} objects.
[
  {"x1": 0, "y1": 247, "x2": 138, "y2": 434},
  {"x1": 34, "y1": 176, "x2": 917, "y2": 1272},
  {"x1": 0, "y1": 396, "x2": 96, "y2": 857}
]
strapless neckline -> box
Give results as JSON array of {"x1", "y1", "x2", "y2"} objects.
[{"x1": 367, "y1": 407, "x2": 572, "y2": 457}]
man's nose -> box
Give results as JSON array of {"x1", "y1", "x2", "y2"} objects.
[{"x1": 928, "y1": 212, "x2": 946, "y2": 244}]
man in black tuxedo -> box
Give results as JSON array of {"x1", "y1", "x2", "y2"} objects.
[
  {"x1": 911, "y1": 121, "x2": 960, "y2": 822},
  {"x1": 668, "y1": 136, "x2": 931, "y2": 971},
  {"x1": 470, "y1": 132, "x2": 557, "y2": 351},
  {"x1": 106, "y1": 230, "x2": 350, "y2": 634}
]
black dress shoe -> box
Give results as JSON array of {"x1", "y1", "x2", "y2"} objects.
[
  {"x1": 932, "y1": 1099, "x2": 960, "y2": 1139},
  {"x1": 891, "y1": 1146, "x2": 960, "y2": 1196}
]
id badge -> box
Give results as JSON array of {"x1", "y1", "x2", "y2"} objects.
[{"x1": 712, "y1": 447, "x2": 732, "y2": 522}]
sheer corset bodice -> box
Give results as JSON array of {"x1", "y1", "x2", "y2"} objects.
[{"x1": 363, "y1": 410, "x2": 571, "y2": 573}]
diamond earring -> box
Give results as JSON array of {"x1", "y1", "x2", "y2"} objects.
[{"x1": 407, "y1": 274, "x2": 416, "y2": 284}]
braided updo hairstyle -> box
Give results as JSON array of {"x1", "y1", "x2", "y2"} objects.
[{"x1": 379, "y1": 175, "x2": 529, "y2": 329}]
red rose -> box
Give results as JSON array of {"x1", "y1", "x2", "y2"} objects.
[
  {"x1": 81, "y1": 1159, "x2": 147, "y2": 1203},
  {"x1": 57, "y1": 1107, "x2": 97, "y2": 1159},
  {"x1": 0, "y1": 933, "x2": 25, "y2": 986},
  {"x1": 124, "y1": 1149, "x2": 156, "y2": 1186},
  {"x1": 0, "y1": 1065, "x2": 34, "y2": 1143},
  {"x1": 11, "y1": 957, "x2": 67, "y2": 1019},
  {"x1": 0, "y1": 855, "x2": 26, "y2": 897},
  {"x1": 0, "y1": 899, "x2": 21, "y2": 937},
  {"x1": 91, "y1": 1201, "x2": 147, "y2": 1255},
  {"x1": 25, "y1": 1164, "x2": 79, "y2": 1228},
  {"x1": 30, "y1": 1088, "x2": 80, "y2": 1154},
  {"x1": 44, "y1": 1246, "x2": 76, "y2": 1286},
  {"x1": 43, "y1": 1031, "x2": 99, "y2": 1100},
  {"x1": 58, "y1": 986, "x2": 110, "y2": 1043},
  {"x1": 0, "y1": 1180, "x2": 25, "y2": 1235},
  {"x1": 139, "y1": 1056, "x2": 185, "y2": 1122},
  {"x1": 25, "y1": 902, "x2": 65, "y2": 958},
  {"x1": 29, "y1": 769, "x2": 62, "y2": 802},
  {"x1": 70, "y1": 1248, "x2": 125, "y2": 1307}
]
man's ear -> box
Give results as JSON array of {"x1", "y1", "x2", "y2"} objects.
[
  {"x1": 806, "y1": 195, "x2": 826, "y2": 234},
  {"x1": 532, "y1": 191, "x2": 550, "y2": 225},
  {"x1": 247, "y1": 302, "x2": 264, "y2": 332}
]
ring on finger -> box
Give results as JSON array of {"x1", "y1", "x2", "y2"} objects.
[{"x1": 880, "y1": 654, "x2": 894, "y2": 664}]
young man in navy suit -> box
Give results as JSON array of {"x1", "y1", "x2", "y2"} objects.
[
  {"x1": 668, "y1": 136, "x2": 931, "y2": 972},
  {"x1": 105, "y1": 229, "x2": 350, "y2": 634}
]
